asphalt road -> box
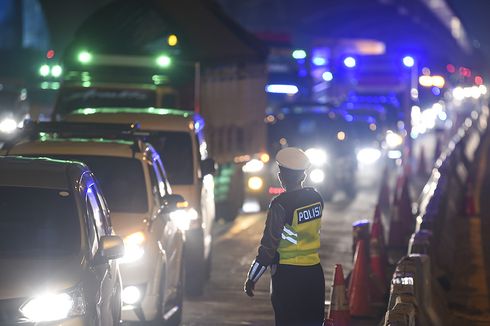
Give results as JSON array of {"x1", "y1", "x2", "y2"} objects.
[{"x1": 182, "y1": 164, "x2": 383, "y2": 326}]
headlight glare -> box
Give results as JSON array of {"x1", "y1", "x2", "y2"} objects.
[
  {"x1": 357, "y1": 148, "x2": 381, "y2": 164},
  {"x1": 122, "y1": 286, "x2": 142, "y2": 305},
  {"x1": 385, "y1": 131, "x2": 403, "y2": 148},
  {"x1": 169, "y1": 208, "x2": 199, "y2": 231},
  {"x1": 121, "y1": 231, "x2": 146, "y2": 264},
  {"x1": 310, "y1": 168, "x2": 325, "y2": 183},
  {"x1": 20, "y1": 288, "x2": 85, "y2": 323},
  {"x1": 242, "y1": 159, "x2": 265, "y2": 173},
  {"x1": 305, "y1": 148, "x2": 327, "y2": 166},
  {"x1": 0, "y1": 118, "x2": 17, "y2": 134},
  {"x1": 248, "y1": 176, "x2": 264, "y2": 191}
]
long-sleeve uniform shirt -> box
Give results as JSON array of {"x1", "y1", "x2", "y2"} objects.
[{"x1": 247, "y1": 187, "x2": 324, "y2": 283}]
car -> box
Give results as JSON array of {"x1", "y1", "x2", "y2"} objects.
[
  {"x1": 0, "y1": 156, "x2": 124, "y2": 326},
  {"x1": 65, "y1": 107, "x2": 215, "y2": 296},
  {"x1": 2, "y1": 123, "x2": 186, "y2": 325}
]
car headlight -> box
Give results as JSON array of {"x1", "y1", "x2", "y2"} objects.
[
  {"x1": 122, "y1": 286, "x2": 142, "y2": 305},
  {"x1": 385, "y1": 131, "x2": 403, "y2": 148},
  {"x1": 20, "y1": 288, "x2": 85, "y2": 323},
  {"x1": 309, "y1": 168, "x2": 325, "y2": 183},
  {"x1": 169, "y1": 208, "x2": 199, "y2": 231},
  {"x1": 242, "y1": 159, "x2": 264, "y2": 173},
  {"x1": 357, "y1": 148, "x2": 381, "y2": 164},
  {"x1": 305, "y1": 148, "x2": 327, "y2": 166},
  {"x1": 0, "y1": 118, "x2": 17, "y2": 134},
  {"x1": 247, "y1": 176, "x2": 264, "y2": 191},
  {"x1": 120, "y1": 231, "x2": 146, "y2": 264}
]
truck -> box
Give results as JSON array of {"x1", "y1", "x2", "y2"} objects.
[{"x1": 52, "y1": 51, "x2": 268, "y2": 222}]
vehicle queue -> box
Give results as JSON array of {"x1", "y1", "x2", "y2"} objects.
[{"x1": 0, "y1": 112, "x2": 212, "y2": 325}]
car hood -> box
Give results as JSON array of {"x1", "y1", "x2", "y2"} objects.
[
  {"x1": 110, "y1": 212, "x2": 150, "y2": 236},
  {"x1": 0, "y1": 254, "x2": 84, "y2": 300}
]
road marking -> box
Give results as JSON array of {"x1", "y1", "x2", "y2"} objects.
[{"x1": 216, "y1": 213, "x2": 264, "y2": 243}]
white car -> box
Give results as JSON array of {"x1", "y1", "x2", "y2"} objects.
[
  {"x1": 66, "y1": 108, "x2": 215, "y2": 295},
  {"x1": 3, "y1": 124, "x2": 186, "y2": 324},
  {"x1": 0, "y1": 156, "x2": 124, "y2": 326}
]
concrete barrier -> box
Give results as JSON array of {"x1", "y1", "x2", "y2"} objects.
[{"x1": 383, "y1": 105, "x2": 489, "y2": 325}]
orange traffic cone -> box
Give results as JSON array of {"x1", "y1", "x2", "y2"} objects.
[
  {"x1": 464, "y1": 181, "x2": 477, "y2": 216},
  {"x1": 370, "y1": 217, "x2": 388, "y2": 303},
  {"x1": 348, "y1": 240, "x2": 374, "y2": 317},
  {"x1": 327, "y1": 264, "x2": 350, "y2": 326},
  {"x1": 388, "y1": 174, "x2": 414, "y2": 249},
  {"x1": 417, "y1": 146, "x2": 427, "y2": 176}
]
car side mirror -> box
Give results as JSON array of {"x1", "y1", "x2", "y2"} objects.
[
  {"x1": 96, "y1": 235, "x2": 125, "y2": 263},
  {"x1": 201, "y1": 158, "x2": 216, "y2": 176},
  {"x1": 162, "y1": 194, "x2": 186, "y2": 213}
]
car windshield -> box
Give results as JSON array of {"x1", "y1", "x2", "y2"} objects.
[
  {"x1": 268, "y1": 113, "x2": 378, "y2": 156},
  {"x1": 0, "y1": 186, "x2": 80, "y2": 256},
  {"x1": 56, "y1": 88, "x2": 156, "y2": 114},
  {"x1": 47, "y1": 155, "x2": 149, "y2": 213},
  {"x1": 147, "y1": 132, "x2": 194, "y2": 185}
]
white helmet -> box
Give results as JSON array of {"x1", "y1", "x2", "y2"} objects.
[{"x1": 276, "y1": 147, "x2": 310, "y2": 171}]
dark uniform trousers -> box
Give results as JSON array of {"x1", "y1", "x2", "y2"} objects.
[{"x1": 271, "y1": 263, "x2": 325, "y2": 326}]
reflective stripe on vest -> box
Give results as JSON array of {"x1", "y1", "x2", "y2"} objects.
[{"x1": 278, "y1": 201, "x2": 322, "y2": 266}]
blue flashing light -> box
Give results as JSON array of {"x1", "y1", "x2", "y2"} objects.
[
  {"x1": 312, "y1": 57, "x2": 327, "y2": 66},
  {"x1": 431, "y1": 87, "x2": 441, "y2": 96},
  {"x1": 402, "y1": 56, "x2": 415, "y2": 68},
  {"x1": 345, "y1": 114, "x2": 353, "y2": 122},
  {"x1": 292, "y1": 49, "x2": 307, "y2": 60},
  {"x1": 322, "y1": 71, "x2": 333, "y2": 82},
  {"x1": 265, "y1": 84, "x2": 299, "y2": 94},
  {"x1": 344, "y1": 56, "x2": 356, "y2": 68}
]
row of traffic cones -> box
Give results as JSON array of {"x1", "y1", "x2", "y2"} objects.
[{"x1": 324, "y1": 205, "x2": 389, "y2": 325}]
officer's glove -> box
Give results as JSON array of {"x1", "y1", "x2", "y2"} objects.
[
  {"x1": 245, "y1": 259, "x2": 267, "y2": 297},
  {"x1": 244, "y1": 279, "x2": 255, "y2": 297}
]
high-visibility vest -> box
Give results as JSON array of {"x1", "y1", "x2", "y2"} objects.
[{"x1": 274, "y1": 187, "x2": 323, "y2": 266}]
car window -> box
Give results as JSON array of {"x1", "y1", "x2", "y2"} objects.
[
  {"x1": 0, "y1": 186, "x2": 80, "y2": 257},
  {"x1": 155, "y1": 157, "x2": 171, "y2": 195},
  {"x1": 147, "y1": 132, "x2": 194, "y2": 185}
]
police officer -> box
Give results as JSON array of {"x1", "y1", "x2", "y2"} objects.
[{"x1": 244, "y1": 147, "x2": 325, "y2": 326}]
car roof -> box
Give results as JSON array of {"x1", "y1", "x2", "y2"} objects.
[
  {"x1": 0, "y1": 156, "x2": 86, "y2": 190},
  {"x1": 6, "y1": 138, "x2": 142, "y2": 159},
  {"x1": 66, "y1": 107, "x2": 201, "y2": 132}
]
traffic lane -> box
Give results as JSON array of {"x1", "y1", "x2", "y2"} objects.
[
  {"x1": 183, "y1": 212, "x2": 275, "y2": 326},
  {"x1": 182, "y1": 165, "x2": 382, "y2": 325}
]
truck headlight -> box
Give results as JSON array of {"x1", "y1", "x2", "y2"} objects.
[
  {"x1": 20, "y1": 288, "x2": 85, "y2": 323},
  {"x1": 0, "y1": 118, "x2": 17, "y2": 134},
  {"x1": 170, "y1": 208, "x2": 198, "y2": 231},
  {"x1": 121, "y1": 231, "x2": 146, "y2": 264},
  {"x1": 357, "y1": 148, "x2": 381, "y2": 164},
  {"x1": 305, "y1": 148, "x2": 327, "y2": 166},
  {"x1": 248, "y1": 176, "x2": 264, "y2": 191},
  {"x1": 310, "y1": 168, "x2": 325, "y2": 183},
  {"x1": 242, "y1": 159, "x2": 264, "y2": 173}
]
